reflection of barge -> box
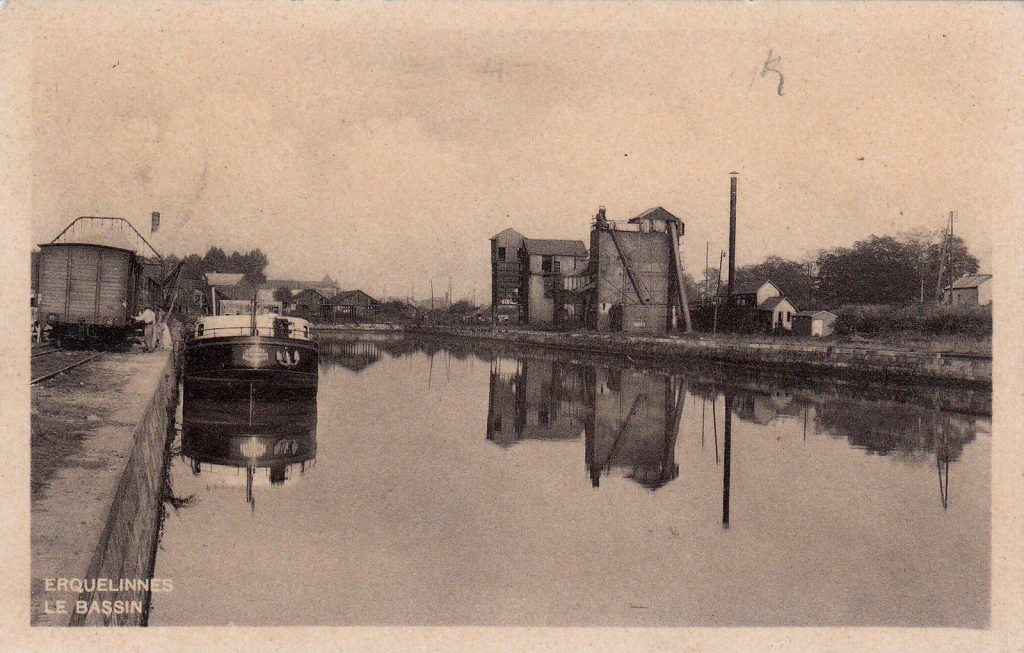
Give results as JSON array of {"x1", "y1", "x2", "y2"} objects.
[
  {"x1": 185, "y1": 313, "x2": 318, "y2": 390},
  {"x1": 181, "y1": 389, "x2": 318, "y2": 509}
]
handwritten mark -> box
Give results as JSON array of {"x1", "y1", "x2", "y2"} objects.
[{"x1": 761, "y1": 49, "x2": 784, "y2": 97}]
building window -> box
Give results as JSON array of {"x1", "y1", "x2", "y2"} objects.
[
  {"x1": 498, "y1": 247, "x2": 506, "y2": 261},
  {"x1": 538, "y1": 409, "x2": 549, "y2": 425},
  {"x1": 553, "y1": 260, "x2": 561, "y2": 273},
  {"x1": 542, "y1": 256, "x2": 553, "y2": 272}
]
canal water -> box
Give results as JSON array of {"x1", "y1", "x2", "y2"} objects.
[{"x1": 151, "y1": 334, "x2": 990, "y2": 627}]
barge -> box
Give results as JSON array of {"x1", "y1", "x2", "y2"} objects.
[{"x1": 185, "y1": 313, "x2": 319, "y2": 391}]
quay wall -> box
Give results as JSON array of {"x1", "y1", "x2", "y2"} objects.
[
  {"x1": 68, "y1": 342, "x2": 181, "y2": 626},
  {"x1": 407, "y1": 326, "x2": 992, "y2": 387},
  {"x1": 311, "y1": 323, "x2": 403, "y2": 332}
]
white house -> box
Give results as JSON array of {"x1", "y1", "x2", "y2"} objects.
[{"x1": 759, "y1": 295, "x2": 798, "y2": 331}]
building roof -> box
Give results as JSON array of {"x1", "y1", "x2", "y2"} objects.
[
  {"x1": 264, "y1": 276, "x2": 338, "y2": 291},
  {"x1": 490, "y1": 227, "x2": 525, "y2": 241},
  {"x1": 628, "y1": 206, "x2": 683, "y2": 225},
  {"x1": 214, "y1": 284, "x2": 259, "y2": 301},
  {"x1": 795, "y1": 310, "x2": 837, "y2": 319},
  {"x1": 947, "y1": 274, "x2": 992, "y2": 290},
  {"x1": 728, "y1": 280, "x2": 778, "y2": 296},
  {"x1": 291, "y1": 288, "x2": 330, "y2": 303},
  {"x1": 522, "y1": 238, "x2": 588, "y2": 258},
  {"x1": 204, "y1": 272, "x2": 246, "y2": 286},
  {"x1": 758, "y1": 295, "x2": 795, "y2": 311},
  {"x1": 331, "y1": 289, "x2": 381, "y2": 306}
]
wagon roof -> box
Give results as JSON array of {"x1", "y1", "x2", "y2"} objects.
[{"x1": 38, "y1": 240, "x2": 137, "y2": 254}]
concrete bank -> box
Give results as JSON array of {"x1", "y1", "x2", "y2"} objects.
[
  {"x1": 311, "y1": 323, "x2": 403, "y2": 333},
  {"x1": 408, "y1": 326, "x2": 991, "y2": 387},
  {"x1": 30, "y1": 344, "x2": 180, "y2": 626}
]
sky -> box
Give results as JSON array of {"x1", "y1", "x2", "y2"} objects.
[{"x1": 26, "y1": 2, "x2": 1020, "y2": 300}]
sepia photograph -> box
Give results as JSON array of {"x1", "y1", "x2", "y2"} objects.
[{"x1": 1, "y1": 1, "x2": 1021, "y2": 651}]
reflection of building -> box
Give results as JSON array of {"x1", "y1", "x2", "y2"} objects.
[
  {"x1": 731, "y1": 391, "x2": 803, "y2": 426},
  {"x1": 485, "y1": 355, "x2": 684, "y2": 490},
  {"x1": 319, "y1": 338, "x2": 383, "y2": 373},
  {"x1": 587, "y1": 367, "x2": 682, "y2": 490},
  {"x1": 181, "y1": 384, "x2": 317, "y2": 510},
  {"x1": 486, "y1": 357, "x2": 589, "y2": 447}
]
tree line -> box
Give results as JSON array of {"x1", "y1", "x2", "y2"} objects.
[
  {"x1": 692, "y1": 230, "x2": 980, "y2": 310},
  {"x1": 162, "y1": 247, "x2": 271, "y2": 285}
]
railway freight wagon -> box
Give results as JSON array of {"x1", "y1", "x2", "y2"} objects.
[{"x1": 36, "y1": 242, "x2": 144, "y2": 348}]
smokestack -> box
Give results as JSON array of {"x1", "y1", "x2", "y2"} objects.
[
  {"x1": 726, "y1": 173, "x2": 738, "y2": 304},
  {"x1": 151, "y1": 211, "x2": 160, "y2": 234}
]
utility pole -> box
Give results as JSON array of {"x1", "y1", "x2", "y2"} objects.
[
  {"x1": 935, "y1": 211, "x2": 955, "y2": 303},
  {"x1": 712, "y1": 250, "x2": 725, "y2": 335},
  {"x1": 705, "y1": 241, "x2": 710, "y2": 306}
]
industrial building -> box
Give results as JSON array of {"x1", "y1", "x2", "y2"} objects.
[
  {"x1": 488, "y1": 228, "x2": 589, "y2": 326},
  {"x1": 490, "y1": 228, "x2": 526, "y2": 323},
  {"x1": 490, "y1": 205, "x2": 691, "y2": 334},
  {"x1": 586, "y1": 206, "x2": 691, "y2": 334}
]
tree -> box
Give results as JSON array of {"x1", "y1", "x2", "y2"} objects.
[
  {"x1": 202, "y1": 247, "x2": 230, "y2": 273},
  {"x1": 273, "y1": 287, "x2": 292, "y2": 303},
  {"x1": 239, "y1": 249, "x2": 269, "y2": 284},
  {"x1": 815, "y1": 235, "x2": 921, "y2": 306},
  {"x1": 448, "y1": 299, "x2": 475, "y2": 314}
]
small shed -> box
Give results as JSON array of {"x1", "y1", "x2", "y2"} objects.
[
  {"x1": 944, "y1": 274, "x2": 992, "y2": 306},
  {"x1": 792, "y1": 310, "x2": 837, "y2": 337}
]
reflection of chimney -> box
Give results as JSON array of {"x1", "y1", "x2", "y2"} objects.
[
  {"x1": 726, "y1": 174, "x2": 737, "y2": 304},
  {"x1": 722, "y1": 393, "x2": 733, "y2": 529}
]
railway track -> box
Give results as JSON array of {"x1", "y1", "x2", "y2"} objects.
[
  {"x1": 30, "y1": 351, "x2": 105, "y2": 385},
  {"x1": 31, "y1": 344, "x2": 59, "y2": 358}
]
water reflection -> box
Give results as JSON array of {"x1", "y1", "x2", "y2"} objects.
[
  {"x1": 154, "y1": 334, "x2": 990, "y2": 627},
  {"x1": 319, "y1": 338, "x2": 384, "y2": 373},
  {"x1": 181, "y1": 383, "x2": 318, "y2": 511},
  {"x1": 481, "y1": 346, "x2": 979, "y2": 511}
]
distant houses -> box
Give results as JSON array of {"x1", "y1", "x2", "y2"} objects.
[
  {"x1": 196, "y1": 271, "x2": 381, "y2": 323},
  {"x1": 717, "y1": 279, "x2": 799, "y2": 333}
]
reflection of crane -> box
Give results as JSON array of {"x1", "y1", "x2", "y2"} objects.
[{"x1": 590, "y1": 393, "x2": 647, "y2": 487}]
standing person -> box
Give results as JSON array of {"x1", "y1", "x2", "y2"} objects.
[{"x1": 136, "y1": 305, "x2": 156, "y2": 352}]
